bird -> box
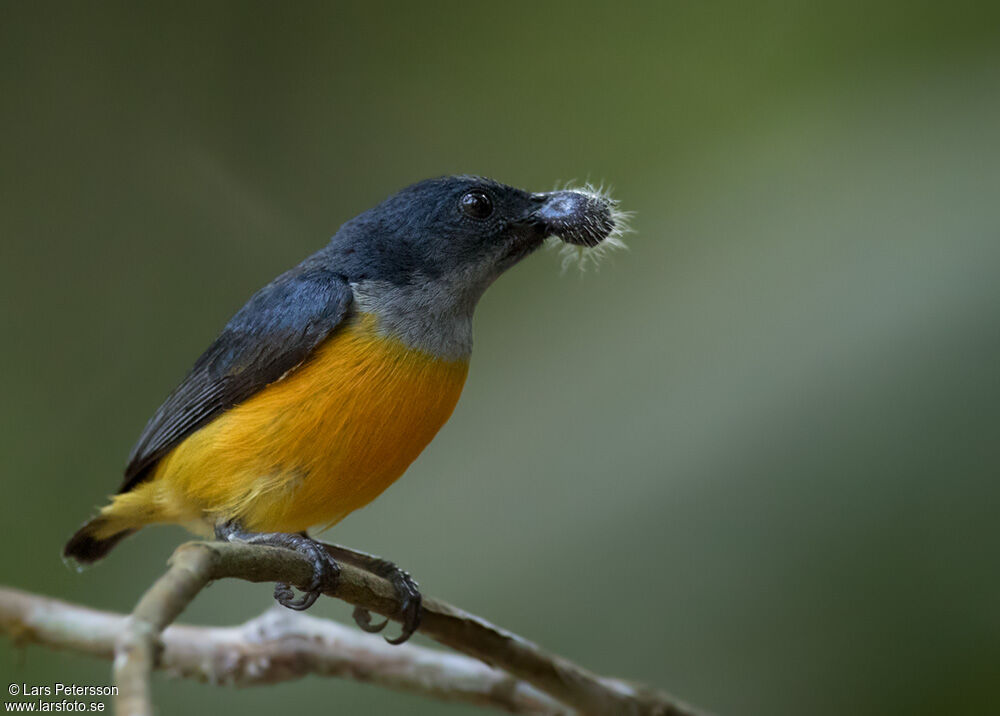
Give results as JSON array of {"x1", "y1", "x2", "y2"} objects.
[{"x1": 64, "y1": 175, "x2": 626, "y2": 643}]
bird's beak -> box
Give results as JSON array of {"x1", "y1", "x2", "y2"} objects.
[{"x1": 527, "y1": 190, "x2": 618, "y2": 247}]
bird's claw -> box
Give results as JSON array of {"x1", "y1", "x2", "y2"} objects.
[
  {"x1": 273, "y1": 537, "x2": 339, "y2": 611},
  {"x1": 275, "y1": 581, "x2": 319, "y2": 611},
  {"x1": 348, "y1": 563, "x2": 421, "y2": 644},
  {"x1": 352, "y1": 606, "x2": 389, "y2": 633},
  {"x1": 385, "y1": 568, "x2": 422, "y2": 645},
  {"x1": 216, "y1": 524, "x2": 418, "y2": 642},
  {"x1": 215, "y1": 523, "x2": 339, "y2": 612}
]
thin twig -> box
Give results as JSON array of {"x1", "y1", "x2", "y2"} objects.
[{"x1": 0, "y1": 586, "x2": 565, "y2": 714}]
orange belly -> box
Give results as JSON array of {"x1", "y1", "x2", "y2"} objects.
[{"x1": 123, "y1": 312, "x2": 468, "y2": 534}]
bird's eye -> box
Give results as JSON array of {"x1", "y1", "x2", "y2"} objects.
[{"x1": 459, "y1": 190, "x2": 494, "y2": 219}]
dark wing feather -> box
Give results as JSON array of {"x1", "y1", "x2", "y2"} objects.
[{"x1": 120, "y1": 265, "x2": 353, "y2": 492}]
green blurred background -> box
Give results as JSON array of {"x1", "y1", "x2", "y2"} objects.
[{"x1": 2, "y1": 2, "x2": 999, "y2": 714}]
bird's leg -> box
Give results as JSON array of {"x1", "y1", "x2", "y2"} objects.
[
  {"x1": 214, "y1": 521, "x2": 340, "y2": 611},
  {"x1": 318, "y1": 541, "x2": 422, "y2": 644}
]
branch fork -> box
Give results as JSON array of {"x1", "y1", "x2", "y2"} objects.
[{"x1": 1, "y1": 540, "x2": 707, "y2": 716}]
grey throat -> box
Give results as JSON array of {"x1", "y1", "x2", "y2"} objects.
[{"x1": 350, "y1": 277, "x2": 480, "y2": 361}]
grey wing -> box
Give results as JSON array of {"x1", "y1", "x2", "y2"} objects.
[{"x1": 120, "y1": 265, "x2": 353, "y2": 492}]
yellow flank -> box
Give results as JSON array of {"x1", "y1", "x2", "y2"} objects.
[{"x1": 95, "y1": 312, "x2": 469, "y2": 537}]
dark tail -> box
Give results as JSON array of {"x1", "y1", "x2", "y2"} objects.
[{"x1": 63, "y1": 517, "x2": 136, "y2": 564}]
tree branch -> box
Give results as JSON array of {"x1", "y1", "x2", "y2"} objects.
[
  {"x1": 0, "y1": 586, "x2": 564, "y2": 714},
  {"x1": 5, "y1": 540, "x2": 709, "y2": 716}
]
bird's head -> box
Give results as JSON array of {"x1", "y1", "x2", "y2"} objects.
[
  {"x1": 331, "y1": 175, "x2": 626, "y2": 289},
  {"x1": 324, "y1": 175, "x2": 628, "y2": 357}
]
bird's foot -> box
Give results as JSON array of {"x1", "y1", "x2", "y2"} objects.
[
  {"x1": 325, "y1": 544, "x2": 422, "y2": 644},
  {"x1": 215, "y1": 522, "x2": 340, "y2": 611}
]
